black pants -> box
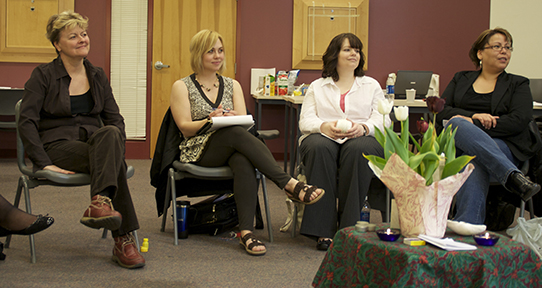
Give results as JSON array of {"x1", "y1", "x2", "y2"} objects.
[
  {"x1": 299, "y1": 134, "x2": 384, "y2": 239},
  {"x1": 44, "y1": 126, "x2": 139, "y2": 237},
  {"x1": 197, "y1": 126, "x2": 291, "y2": 231}
]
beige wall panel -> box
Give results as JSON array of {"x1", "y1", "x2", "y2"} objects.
[{"x1": 0, "y1": 0, "x2": 74, "y2": 63}]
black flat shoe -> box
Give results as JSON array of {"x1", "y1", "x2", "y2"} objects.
[
  {"x1": 506, "y1": 172, "x2": 541, "y2": 202},
  {"x1": 316, "y1": 238, "x2": 333, "y2": 251},
  {"x1": 0, "y1": 215, "x2": 54, "y2": 237}
]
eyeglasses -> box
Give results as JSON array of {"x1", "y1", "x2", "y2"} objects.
[{"x1": 484, "y1": 45, "x2": 513, "y2": 52}]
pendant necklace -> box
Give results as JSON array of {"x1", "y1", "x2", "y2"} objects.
[{"x1": 198, "y1": 76, "x2": 219, "y2": 92}]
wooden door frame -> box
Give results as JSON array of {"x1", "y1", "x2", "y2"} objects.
[{"x1": 123, "y1": 0, "x2": 153, "y2": 159}]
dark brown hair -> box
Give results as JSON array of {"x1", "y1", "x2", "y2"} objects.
[
  {"x1": 322, "y1": 33, "x2": 365, "y2": 81},
  {"x1": 469, "y1": 27, "x2": 513, "y2": 69}
]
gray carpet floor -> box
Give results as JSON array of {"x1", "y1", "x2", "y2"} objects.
[{"x1": 0, "y1": 158, "x2": 385, "y2": 288}]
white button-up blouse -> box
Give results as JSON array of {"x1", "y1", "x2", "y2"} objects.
[{"x1": 299, "y1": 76, "x2": 391, "y2": 143}]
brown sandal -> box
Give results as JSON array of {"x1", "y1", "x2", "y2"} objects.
[
  {"x1": 240, "y1": 233, "x2": 266, "y2": 256},
  {"x1": 286, "y1": 182, "x2": 325, "y2": 205}
]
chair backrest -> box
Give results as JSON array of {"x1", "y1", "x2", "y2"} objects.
[
  {"x1": 0, "y1": 88, "x2": 23, "y2": 129},
  {"x1": 15, "y1": 99, "x2": 32, "y2": 176},
  {"x1": 531, "y1": 79, "x2": 542, "y2": 103}
]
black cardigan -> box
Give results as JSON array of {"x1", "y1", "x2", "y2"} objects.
[
  {"x1": 437, "y1": 70, "x2": 538, "y2": 161},
  {"x1": 150, "y1": 108, "x2": 182, "y2": 216}
]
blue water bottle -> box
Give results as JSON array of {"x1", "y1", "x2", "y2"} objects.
[
  {"x1": 360, "y1": 196, "x2": 371, "y2": 222},
  {"x1": 176, "y1": 200, "x2": 190, "y2": 239},
  {"x1": 386, "y1": 73, "x2": 395, "y2": 96}
]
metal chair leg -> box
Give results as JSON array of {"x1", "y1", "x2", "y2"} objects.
[
  {"x1": 260, "y1": 174, "x2": 273, "y2": 242},
  {"x1": 5, "y1": 177, "x2": 25, "y2": 248},
  {"x1": 520, "y1": 198, "x2": 536, "y2": 219},
  {"x1": 133, "y1": 230, "x2": 140, "y2": 252},
  {"x1": 385, "y1": 187, "x2": 391, "y2": 223},
  {"x1": 161, "y1": 170, "x2": 173, "y2": 233},
  {"x1": 169, "y1": 168, "x2": 179, "y2": 246},
  {"x1": 17, "y1": 176, "x2": 37, "y2": 264},
  {"x1": 528, "y1": 198, "x2": 536, "y2": 218},
  {"x1": 291, "y1": 205, "x2": 297, "y2": 238}
]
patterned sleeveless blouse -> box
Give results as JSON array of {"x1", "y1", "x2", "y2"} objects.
[{"x1": 178, "y1": 73, "x2": 234, "y2": 162}]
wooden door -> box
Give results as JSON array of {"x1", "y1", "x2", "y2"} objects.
[{"x1": 150, "y1": 0, "x2": 237, "y2": 156}]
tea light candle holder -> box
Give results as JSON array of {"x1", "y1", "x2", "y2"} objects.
[
  {"x1": 473, "y1": 232, "x2": 500, "y2": 246},
  {"x1": 376, "y1": 228, "x2": 401, "y2": 242}
]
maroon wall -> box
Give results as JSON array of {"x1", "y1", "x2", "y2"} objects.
[
  {"x1": 237, "y1": 0, "x2": 490, "y2": 156},
  {"x1": 0, "y1": 0, "x2": 490, "y2": 159}
]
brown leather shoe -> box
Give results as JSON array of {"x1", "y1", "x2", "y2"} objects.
[
  {"x1": 80, "y1": 195, "x2": 122, "y2": 230},
  {"x1": 112, "y1": 234, "x2": 145, "y2": 269}
]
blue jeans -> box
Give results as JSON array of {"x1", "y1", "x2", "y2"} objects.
[{"x1": 447, "y1": 118, "x2": 520, "y2": 224}]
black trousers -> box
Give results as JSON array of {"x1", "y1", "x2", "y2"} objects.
[
  {"x1": 299, "y1": 134, "x2": 384, "y2": 239},
  {"x1": 44, "y1": 126, "x2": 139, "y2": 237},
  {"x1": 197, "y1": 126, "x2": 291, "y2": 231}
]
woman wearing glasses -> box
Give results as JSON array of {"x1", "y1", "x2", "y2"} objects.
[{"x1": 437, "y1": 28, "x2": 540, "y2": 234}]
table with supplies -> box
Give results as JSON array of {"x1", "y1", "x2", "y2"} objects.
[
  {"x1": 313, "y1": 225, "x2": 542, "y2": 287},
  {"x1": 283, "y1": 95, "x2": 304, "y2": 175},
  {"x1": 251, "y1": 93, "x2": 285, "y2": 131}
]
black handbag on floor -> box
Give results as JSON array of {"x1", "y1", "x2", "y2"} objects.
[
  {"x1": 0, "y1": 242, "x2": 5, "y2": 260},
  {"x1": 187, "y1": 193, "x2": 239, "y2": 236}
]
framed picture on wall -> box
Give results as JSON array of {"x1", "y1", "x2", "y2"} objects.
[{"x1": 292, "y1": 0, "x2": 369, "y2": 70}]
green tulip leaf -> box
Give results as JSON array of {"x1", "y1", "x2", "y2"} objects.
[
  {"x1": 385, "y1": 126, "x2": 409, "y2": 165},
  {"x1": 363, "y1": 154, "x2": 387, "y2": 171},
  {"x1": 423, "y1": 160, "x2": 439, "y2": 186},
  {"x1": 409, "y1": 151, "x2": 440, "y2": 170},
  {"x1": 401, "y1": 118, "x2": 410, "y2": 150},
  {"x1": 409, "y1": 133, "x2": 422, "y2": 152},
  {"x1": 422, "y1": 125, "x2": 435, "y2": 146},
  {"x1": 441, "y1": 155, "x2": 475, "y2": 179},
  {"x1": 374, "y1": 126, "x2": 385, "y2": 148}
]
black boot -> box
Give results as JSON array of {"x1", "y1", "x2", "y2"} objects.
[{"x1": 506, "y1": 172, "x2": 541, "y2": 202}]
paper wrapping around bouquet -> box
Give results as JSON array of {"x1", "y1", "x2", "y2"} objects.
[{"x1": 369, "y1": 154, "x2": 474, "y2": 238}]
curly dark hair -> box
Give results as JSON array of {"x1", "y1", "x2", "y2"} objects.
[{"x1": 322, "y1": 33, "x2": 365, "y2": 81}]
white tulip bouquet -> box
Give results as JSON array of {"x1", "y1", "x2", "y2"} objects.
[{"x1": 365, "y1": 96, "x2": 474, "y2": 186}]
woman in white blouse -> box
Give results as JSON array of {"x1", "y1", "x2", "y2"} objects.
[{"x1": 298, "y1": 33, "x2": 390, "y2": 250}]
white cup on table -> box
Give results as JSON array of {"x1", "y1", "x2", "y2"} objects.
[{"x1": 406, "y1": 89, "x2": 416, "y2": 103}]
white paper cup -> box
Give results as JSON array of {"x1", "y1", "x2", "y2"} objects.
[{"x1": 406, "y1": 89, "x2": 416, "y2": 103}]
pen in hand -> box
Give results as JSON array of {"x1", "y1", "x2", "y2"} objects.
[{"x1": 212, "y1": 108, "x2": 230, "y2": 113}]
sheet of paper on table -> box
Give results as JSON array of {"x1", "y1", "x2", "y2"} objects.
[
  {"x1": 419, "y1": 234, "x2": 477, "y2": 251},
  {"x1": 210, "y1": 115, "x2": 254, "y2": 132}
]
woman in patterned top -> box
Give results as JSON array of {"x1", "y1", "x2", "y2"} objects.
[{"x1": 169, "y1": 30, "x2": 325, "y2": 256}]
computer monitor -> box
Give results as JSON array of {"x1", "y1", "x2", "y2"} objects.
[
  {"x1": 394, "y1": 70, "x2": 433, "y2": 99},
  {"x1": 530, "y1": 79, "x2": 542, "y2": 103}
]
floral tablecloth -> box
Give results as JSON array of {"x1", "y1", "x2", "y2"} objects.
[{"x1": 313, "y1": 225, "x2": 542, "y2": 287}]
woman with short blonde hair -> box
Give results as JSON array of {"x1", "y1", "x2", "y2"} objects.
[
  {"x1": 19, "y1": 11, "x2": 145, "y2": 268},
  {"x1": 169, "y1": 29, "x2": 325, "y2": 256}
]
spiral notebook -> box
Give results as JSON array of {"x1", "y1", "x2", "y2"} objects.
[{"x1": 209, "y1": 115, "x2": 254, "y2": 132}]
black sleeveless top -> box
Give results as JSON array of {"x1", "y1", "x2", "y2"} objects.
[{"x1": 70, "y1": 90, "x2": 94, "y2": 114}]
